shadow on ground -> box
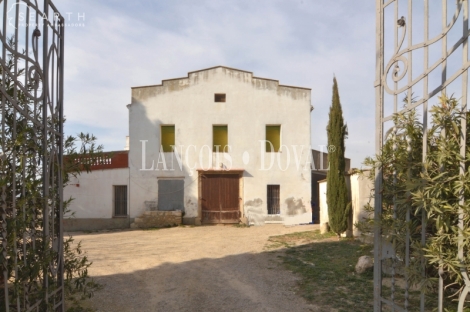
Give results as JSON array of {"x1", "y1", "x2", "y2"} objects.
[{"x1": 82, "y1": 247, "x2": 321, "y2": 312}]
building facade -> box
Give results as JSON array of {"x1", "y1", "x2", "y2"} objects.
[
  {"x1": 64, "y1": 66, "x2": 313, "y2": 230},
  {"x1": 63, "y1": 151, "x2": 130, "y2": 231}
]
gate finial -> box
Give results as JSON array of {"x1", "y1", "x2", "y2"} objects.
[{"x1": 397, "y1": 16, "x2": 405, "y2": 27}]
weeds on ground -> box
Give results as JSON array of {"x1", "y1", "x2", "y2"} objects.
[
  {"x1": 265, "y1": 230, "x2": 336, "y2": 249},
  {"x1": 66, "y1": 296, "x2": 99, "y2": 312},
  {"x1": 232, "y1": 223, "x2": 249, "y2": 228},
  {"x1": 142, "y1": 224, "x2": 179, "y2": 231},
  {"x1": 269, "y1": 232, "x2": 441, "y2": 312},
  {"x1": 280, "y1": 238, "x2": 375, "y2": 311},
  {"x1": 141, "y1": 227, "x2": 162, "y2": 231}
]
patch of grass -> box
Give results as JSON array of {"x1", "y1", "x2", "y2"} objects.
[
  {"x1": 280, "y1": 239, "x2": 374, "y2": 312},
  {"x1": 265, "y1": 230, "x2": 336, "y2": 249},
  {"x1": 142, "y1": 224, "x2": 180, "y2": 231},
  {"x1": 232, "y1": 223, "x2": 249, "y2": 228},
  {"x1": 272, "y1": 235, "x2": 453, "y2": 312},
  {"x1": 65, "y1": 279, "x2": 102, "y2": 312},
  {"x1": 66, "y1": 307, "x2": 94, "y2": 312},
  {"x1": 142, "y1": 227, "x2": 161, "y2": 231},
  {"x1": 66, "y1": 302, "x2": 96, "y2": 312}
]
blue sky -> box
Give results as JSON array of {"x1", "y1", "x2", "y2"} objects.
[{"x1": 54, "y1": 0, "x2": 377, "y2": 168}]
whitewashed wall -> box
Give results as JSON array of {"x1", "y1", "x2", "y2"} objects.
[
  {"x1": 128, "y1": 66, "x2": 312, "y2": 225},
  {"x1": 350, "y1": 170, "x2": 374, "y2": 236},
  {"x1": 319, "y1": 180, "x2": 328, "y2": 225},
  {"x1": 318, "y1": 171, "x2": 374, "y2": 236},
  {"x1": 64, "y1": 168, "x2": 129, "y2": 219}
]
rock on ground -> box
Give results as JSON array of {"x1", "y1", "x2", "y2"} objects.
[{"x1": 355, "y1": 255, "x2": 374, "y2": 274}]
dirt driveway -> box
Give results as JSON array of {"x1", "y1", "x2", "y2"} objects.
[{"x1": 70, "y1": 224, "x2": 322, "y2": 312}]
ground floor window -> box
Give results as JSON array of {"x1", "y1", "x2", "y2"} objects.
[
  {"x1": 267, "y1": 185, "x2": 280, "y2": 215},
  {"x1": 114, "y1": 185, "x2": 128, "y2": 216},
  {"x1": 158, "y1": 179, "x2": 184, "y2": 211}
]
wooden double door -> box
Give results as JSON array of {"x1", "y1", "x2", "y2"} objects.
[{"x1": 200, "y1": 173, "x2": 240, "y2": 224}]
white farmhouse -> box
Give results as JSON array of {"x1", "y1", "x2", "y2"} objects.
[{"x1": 64, "y1": 66, "x2": 313, "y2": 230}]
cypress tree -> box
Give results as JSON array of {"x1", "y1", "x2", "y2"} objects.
[{"x1": 326, "y1": 77, "x2": 350, "y2": 237}]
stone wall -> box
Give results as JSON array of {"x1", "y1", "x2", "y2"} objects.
[{"x1": 131, "y1": 211, "x2": 182, "y2": 229}]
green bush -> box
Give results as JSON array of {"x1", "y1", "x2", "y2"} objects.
[
  {"x1": 0, "y1": 37, "x2": 101, "y2": 311},
  {"x1": 358, "y1": 94, "x2": 469, "y2": 308}
]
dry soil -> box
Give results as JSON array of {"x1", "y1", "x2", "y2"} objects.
[{"x1": 69, "y1": 224, "x2": 323, "y2": 312}]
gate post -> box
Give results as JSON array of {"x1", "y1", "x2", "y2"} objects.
[
  {"x1": 374, "y1": 0, "x2": 384, "y2": 309},
  {"x1": 0, "y1": 0, "x2": 65, "y2": 310}
]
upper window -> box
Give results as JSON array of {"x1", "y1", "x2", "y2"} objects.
[
  {"x1": 161, "y1": 125, "x2": 175, "y2": 152},
  {"x1": 266, "y1": 125, "x2": 281, "y2": 152},
  {"x1": 213, "y1": 125, "x2": 228, "y2": 152},
  {"x1": 214, "y1": 93, "x2": 226, "y2": 102}
]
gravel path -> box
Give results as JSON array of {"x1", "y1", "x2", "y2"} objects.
[{"x1": 69, "y1": 224, "x2": 322, "y2": 312}]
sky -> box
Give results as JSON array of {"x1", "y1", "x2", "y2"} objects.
[{"x1": 53, "y1": 0, "x2": 377, "y2": 168}]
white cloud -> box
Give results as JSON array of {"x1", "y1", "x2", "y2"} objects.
[{"x1": 56, "y1": 0, "x2": 378, "y2": 167}]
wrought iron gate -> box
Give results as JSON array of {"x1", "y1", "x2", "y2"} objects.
[
  {"x1": 0, "y1": 0, "x2": 64, "y2": 311},
  {"x1": 375, "y1": 0, "x2": 469, "y2": 311}
]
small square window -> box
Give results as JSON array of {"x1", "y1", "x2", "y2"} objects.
[
  {"x1": 215, "y1": 93, "x2": 226, "y2": 102},
  {"x1": 161, "y1": 125, "x2": 175, "y2": 152}
]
